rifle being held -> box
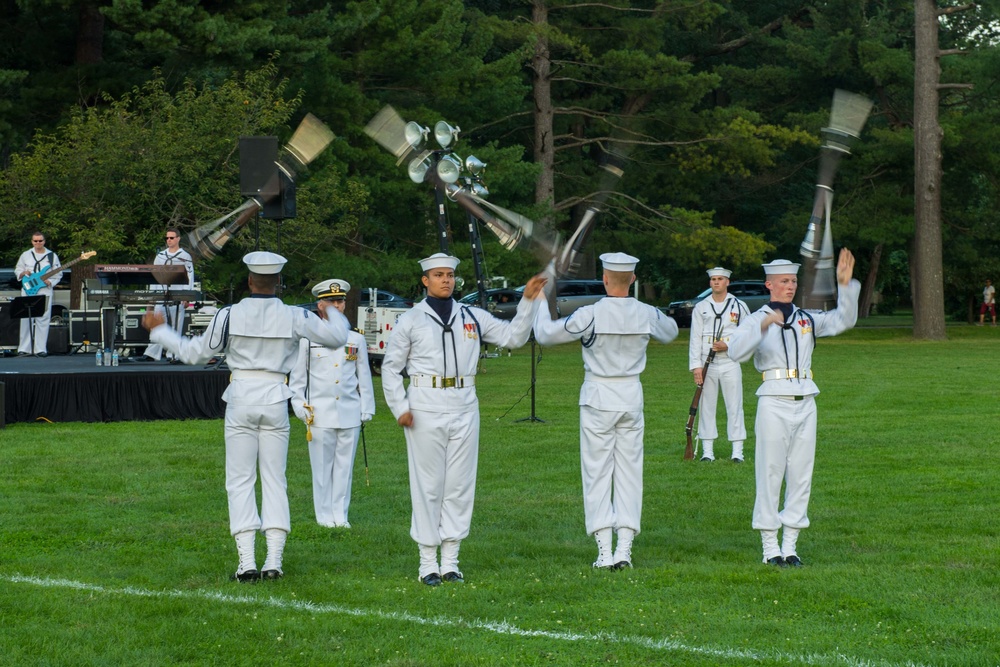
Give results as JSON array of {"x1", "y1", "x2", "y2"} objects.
[{"x1": 684, "y1": 350, "x2": 716, "y2": 460}]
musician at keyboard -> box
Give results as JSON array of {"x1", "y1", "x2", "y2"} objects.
[{"x1": 143, "y1": 227, "x2": 195, "y2": 362}]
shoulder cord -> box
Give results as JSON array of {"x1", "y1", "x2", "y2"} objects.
[
  {"x1": 557, "y1": 311, "x2": 597, "y2": 348},
  {"x1": 206, "y1": 306, "x2": 232, "y2": 353}
]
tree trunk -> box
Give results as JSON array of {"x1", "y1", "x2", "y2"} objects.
[
  {"x1": 76, "y1": 1, "x2": 105, "y2": 66},
  {"x1": 912, "y1": 0, "x2": 947, "y2": 339},
  {"x1": 859, "y1": 243, "x2": 883, "y2": 318},
  {"x1": 531, "y1": 0, "x2": 554, "y2": 211}
]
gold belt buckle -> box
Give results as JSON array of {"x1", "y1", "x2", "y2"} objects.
[
  {"x1": 788, "y1": 369, "x2": 797, "y2": 379},
  {"x1": 442, "y1": 377, "x2": 457, "y2": 388}
]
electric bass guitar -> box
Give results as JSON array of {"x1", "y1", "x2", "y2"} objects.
[{"x1": 21, "y1": 250, "x2": 97, "y2": 295}]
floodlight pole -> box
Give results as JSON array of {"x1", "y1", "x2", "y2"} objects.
[
  {"x1": 466, "y1": 209, "x2": 490, "y2": 310},
  {"x1": 433, "y1": 165, "x2": 450, "y2": 254}
]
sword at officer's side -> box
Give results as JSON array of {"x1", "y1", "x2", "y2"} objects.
[{"x1": 361, "y1": 423, "x2": 370, "y2": 487}]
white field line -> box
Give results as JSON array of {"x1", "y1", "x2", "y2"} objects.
[{"x1": 4, "y1": 573, "x2": 932, "y2": 667}]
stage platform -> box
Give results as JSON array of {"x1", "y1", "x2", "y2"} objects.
[{"x1": 0, "y1": 352, "x2": 228, "y2": 425}]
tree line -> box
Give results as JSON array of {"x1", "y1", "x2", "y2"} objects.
[{"x1": 1, "y1": 0, "x2": 999, "y2": 322}]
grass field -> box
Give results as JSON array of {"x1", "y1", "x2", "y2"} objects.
[{"x1": 2, "y1": 323, "x2": 999, "y2": 666}]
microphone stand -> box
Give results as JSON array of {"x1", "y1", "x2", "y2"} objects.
[{"x1": 514, "y1": 334, "x2": 544, "y2": 423}]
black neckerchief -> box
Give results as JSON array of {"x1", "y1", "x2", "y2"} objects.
[
  {"x1": 769, "y1": 301, "x2": 801, "y2": 380},
  {"x1": 769, "y1": 301, "x2": 794, "y2": 322},
  {"x1": 709, "y1": 296, "x2": 732, "y2": 342},
  {"x1": 425, "y1": 296, "x2": 453, "y2": 323},
  {"x1": 423, "y1": 297, "x2": 459, "y2": 380}
]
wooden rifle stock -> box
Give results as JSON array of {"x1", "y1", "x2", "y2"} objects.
[{"x1": 684, "y1": 349, "x2": 716, "y2": 460}]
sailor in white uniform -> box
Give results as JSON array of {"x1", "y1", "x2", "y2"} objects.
[
  {"x1": 533, "y1": 252, "x2": 679, "y2": 570},
  {"x1": 143, "y1": 251, "x2": 349, "y2": 582},
  {"x1": 727, "y1": 251, "x2": 859, "y2": 567},
  {"x1": 15, "y1": 232, "x2": 62, "y2": 356},
  {"x1": 688, "y1": 267, "x2": 750, "y2": 462},
  {"x1": 144, "y1": 227, "x2": 195, "y2": 361},
  {"x1": 289, "y1": 278, "x2": 375, "y2": 529},
  {"x1": 382, "y1": 253, "x2": 546, "y2": 586}
]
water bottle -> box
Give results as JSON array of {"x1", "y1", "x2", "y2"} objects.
[
  {"x1": 96, "y1": 349, "x2": 103, "y2": 366},
  {"x1": 103, "y1": 349, "x2": 111, "y2": 366},
  {"x1": 111, "y1": 350, "x2": 119, "y2": 367}
]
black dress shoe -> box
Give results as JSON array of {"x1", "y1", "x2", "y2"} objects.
[
  {"x1": 421, "y1": 573, "x2": 442, "y2": 586},
  {"x1": 731, "y1": 457, "x2": 744, "y2": 463},
  {"x1": 230, "y1": 569, "x2": 260, "y2": 583},
  {"x1": 442, "y1": 571, "x2": 464, "y2": 583},
  {"x1": 37, "y1": 351, "x2": 48, "y2": 358},
  {"x1": 765, "y1": 556, "x2": 786, "y2": 567},
  {"x1": 783, "y1": 555, "x2": 804, "y2": 567},
  {"x1": 613, "y1": 560, "x2": 632, "y2": 570},
  {"x1": 261, "y1": 569, "x2": 283, "y2": 580},
  {"x1": 700, "y1": 456, "x2": 714, "y2": 462}
]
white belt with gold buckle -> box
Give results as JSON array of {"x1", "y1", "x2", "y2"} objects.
[
  {"x1": 761, "y1": 369, "x2": 814, "y2": 381},
  {"x1": 410, "y1": 374, "x2": 475, "y2": 388}
]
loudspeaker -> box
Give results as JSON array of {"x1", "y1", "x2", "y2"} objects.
[
  {"x1": 0, "y1": 300, "x2": 19, "y2": 347},
  {"x1": 70, "y1": 311, "x2": 103, "y2": 346},
  {"x1": 262, "y1": 168, "x2": 296, "y2": 220},
  {"x1": 47, "y1": 324, "x2": 69, "y2": 355},
  {"x1": 239, "y1": 136, "x2": 279, "y2": 198}
]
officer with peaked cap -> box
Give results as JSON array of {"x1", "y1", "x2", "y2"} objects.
[
  {"x1": 533, "y1": 252, "x2": 679, "y2": 571},
  {"x1": 382, "y1": 253, "x2": 548, "y2": 586},
  {"x1": 727, "y1": 250, "x2": 859, "y2": 567},
  {"x1": 688, "y1": 266, "x2": 750, "y2": 462},
  {"x1": 289, "y1": 278, "x2": 375, "y2": 529},
  {"x1": 144, "y1": 251, "x2": 350, "y2": 582}
]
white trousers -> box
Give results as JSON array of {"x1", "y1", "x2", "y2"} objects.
[
  {"x1": 144, "y1": 302, "x2": 186, "y2": 360},
  {"x1": 404, "y1": 407, "x2": 479, "y2": 546},
  {"x1": 580, "y1": 405, "x2": 644, "y2": 536},
  {"x1": 308, "y1": 425, "x2": 360, "y2": 526},
  {"x1": 225, "y1": 401, "x2": 291, "y2": 536},
  {"x1": 697, "y1": 360, "x2": 746, "y2": 442},
  {"x1": 752, "y1": 395, "x2": 817, "y2": 531},
  {"x1": 18, "y1": 294, "x2": 51, "y2": 354}
]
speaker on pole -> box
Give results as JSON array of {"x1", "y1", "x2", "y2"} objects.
[{"x1": 239, "y1": 136, "x2": 279, "y2": 198}]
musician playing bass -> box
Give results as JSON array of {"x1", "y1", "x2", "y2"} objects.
[
  {"x1": 143, "y1": 227, "x2": 194, "y2": 362},
  {"x1": 15, "y1": 231, "x2": 62, "y2": 357}
]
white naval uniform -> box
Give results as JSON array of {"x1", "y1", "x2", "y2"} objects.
[
  {"x1": 381, "y1": 296, "x2": 538, "y2": 549},
  {"x1": 688, "y1": 294, "x2": 750, "y2": 449},
  {"x1": 289, "y1": 330, "x2": 375, "y2": 527},
  {"x1": 15, "y1": 247, "x2": 62, "y2": 354},
  {"x1": 533, "y1": 297, "x2": 679, "y2": 536},
  {"x1": 149, "y1": 296, "x2": 349, "y2": 536},
  {"x1": 144, "y1": 247, "x2": 195, "y2": 361},
  {"x1": 727, "y1": 280, "x2": 860, "y2": 535}
]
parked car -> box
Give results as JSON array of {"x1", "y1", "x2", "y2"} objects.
[
  {"x1": 501, "y1": 279, "x2": 606, "y2": 316},
  {"x1": 550, "y1": 279, "x2": 607, "y2": 317},
  {"x1": 358, "y1": 289, "x2": 413, "y2": 309},
  {"x1": 664, "y1": 280, "x2": 771, "y2": 327},
  {"x1": 458, "y1": 288, "x2": 523, "y2": 320}
]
